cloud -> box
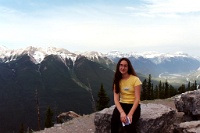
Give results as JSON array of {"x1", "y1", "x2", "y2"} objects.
[
  {"x1": 126, "y1": 0, "x2": 200, "y2": 17},
  {"x1": 0, "y1": 0, "x2": 200, "y2": 56}
]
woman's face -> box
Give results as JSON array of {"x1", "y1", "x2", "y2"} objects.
[{"x1": 119, "y1": 60, "x2": 128, "y2": 75}]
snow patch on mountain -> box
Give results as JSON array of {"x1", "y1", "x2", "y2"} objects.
[
  {"x1": 32, "y1": 51, "x2": 46, "y2": 64},
  {"x1": 0, "y1": 46, "x2": 78, "y2": 64},
  {"x1": 77, "y1": 51, "x2": 105, "y2": 59},
  {"x1": 1, "y1": 45, "x2": 200, "y2": 67}
]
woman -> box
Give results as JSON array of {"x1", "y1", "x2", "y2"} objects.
[{"x1": 111, "y1": 57, "x2": 142, "y2": 133}]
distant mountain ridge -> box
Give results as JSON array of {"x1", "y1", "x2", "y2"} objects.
[
  {"x1": 1, "y1": 46, "x2": 200, "y2": 69},
  {"x1": 0, "y1": 46, "x2": 115, "y2": 133},
  {"x1": 1, "y1": 46, "x2": 200, "y2": 85},
  {"x1": 1, "y1": 46, "x2": 200, "y2": 80},
  {"x1": 0, "y1": 45, "x2": 200, "y2": 132}
]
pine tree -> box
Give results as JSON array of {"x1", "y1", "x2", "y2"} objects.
[
  {"x1": 141, "y1": 79, "x2": 147, "y2": 100},
  {"x1": 178, "y1": 84, "x2": 186, "y2": 94},
  {"x1": 147, "y1": 74, "x2": 152, "y2": 100},
  {"x1": 187, "y1": 81, "x2": 191, "y2": 91},
  {"x1": 158, "y1": 81, "x2": 166, "y2": 99},
  {"x1": 45, "y1": 106, "x2": 54, "y2": 128},
  {"x1": 150, "y1": 83, "x2": 154, "y2": 100},
  {"x1": 194, "y1": 80, "x2": 197, "y2": 90},
  {"x1": 154, "y1": 85, "x2": 159, "y2": 99},
  {"x1": 165, "y1": 80, "x2": 169, "y2": 98},
  {"x1": 96, "y1": 83, "x2": 110, "y2": 111},
  {"x1": 168, "y1": 85, "x2": 177, "y2": 97}
]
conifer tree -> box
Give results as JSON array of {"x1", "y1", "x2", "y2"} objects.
[
  {"x1": 194, "y1": 80, "x2": 197, "y2": 90},
  {"x1": 187, "y1": 81, "x2": 191, "y2": 91},
  {"x1": 165, "y1": 80, "x2": 169, "y2": 98},
  {"x1": 154, "y1": 85, "x2": 159, "y2": 99},
  {"x1": 96, "y1": 83, "x2": 110, "y2": 111},
  {"x1": 158, "y1": 81, "x2": 165, "y2": 99},
  {"x1": 45, "y1": 106, "x2": 54, "y2": 128},
  {"x1": 168, "y1": 85, "x2": 177, "y2": 97},
  {"x1": 150, "y1": 83, "x2": 154, "y2": 100},
  {"x1": 146, "y1": 74, "x2": 152, "y2": 100},
  {"x1": 178, "y1": 84, "x2": 186, "y2": 94},
  {"x1": 141, "y1": 79, "x2": 147, "y2": 100}
]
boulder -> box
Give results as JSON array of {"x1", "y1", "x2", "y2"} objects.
[
  {"x1": 174, "y1": 121, "x2": 200, "y2": 133},
  {"x1": 94, "y1": 103, "x2": 176, "y2": 133},
  {"x1": 174, "y1": 90, "x2": 200, "y2": 117},
  {"x1": 94, "y1": 105, "x2": 115, "y2": 133}
]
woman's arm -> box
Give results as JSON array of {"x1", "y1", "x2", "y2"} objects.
[
  {"x1": 113, "y1": 87, "x2": 127, "y2": 123},
  {"x1": 127, "y1": 85, "x2": 141, "y2": 123}
]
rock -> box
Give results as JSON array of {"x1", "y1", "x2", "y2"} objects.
[
  {"x1": 138, "y1": 103, "x2": 176, "y2": 133},
  {"x1": 174, "y1": 121, "x2": 200, "y2": 133},
  {"x1": 94, "y1": 105, "x2": 115, "y2": 133},
  {"x1": 94, "y1": 103, "x2": 176, "y2": 133},
  {"x1": 174, "y1": 90, "x2": 200, "y2": 118},
  {"x1": 57, "y1": 111, "x2": 81, "y2": 123}
]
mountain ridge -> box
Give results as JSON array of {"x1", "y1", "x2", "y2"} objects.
[
  {"x1": 0, "y1": 45, "x2": 200, "y2": 132},
  {"x1": 1, "y1": 46, "x2": 200, "y2": 64}
]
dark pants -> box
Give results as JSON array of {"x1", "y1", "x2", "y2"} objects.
[{"x1": 111, "y1": 103, "x2": 141, "y2": 133}]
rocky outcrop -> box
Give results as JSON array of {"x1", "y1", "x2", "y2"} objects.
[
  {"x1": 174, "y1": 121, "x2": 200, "y2": 133},
  {"x1": 137, "y1": 103, "x2": 176, "y2": 133},
  {"x1": 57, "y1": 111, "x2": 81, "y2": 123},
  {"x1": 94, "y1": 105, "x2": 115, "y2": 133},
  {"x1": 175, "y1": 90, "x2": 200, "y2": 117},
  {"x1": 174, "y1": 89, "x2": 200, "y2": 133},
  {"x1": 94, "y1": 103, "x2": 176, "y2": 133}
]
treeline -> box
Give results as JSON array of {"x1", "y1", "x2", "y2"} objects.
[{"x1": 141, "y1": 74, "x2": 198, "y2": 100}]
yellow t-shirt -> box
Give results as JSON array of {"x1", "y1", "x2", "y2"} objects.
[{"x1": 119, "y1": 75, "x2": 142, "y2": 104}]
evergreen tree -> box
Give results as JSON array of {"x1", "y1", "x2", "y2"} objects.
[
  {"x1": 45, "y1": 106, "x2": 54, "y2": 128},
  {"x1": 194, "y1": 80, "x2": 197, "y2": 90},
  {"x1": 141, "y1": 79, "x2": 147, "y2": 100},
  {"x1": 168, "y1": 85, "x2": 177, "y2": 97},
  {"x1": 178, "y1": 84, "x2": 186, "y2": 94},
  {"x1": 191, "y1": 80, "x2": 197, "y2": 91},
  {"x1": 187, "y1": 81, "x2": 191, "y2": 91},
  {"x1": 96, "y1": 83, "x2": 110, "y2": 111},
  {"x1": 158, "y1": 80, "x2": 163, "y2": 99},
  {"x1": 150, "y1": 83, "x2": 154, "y2": 100},
  {"x1": 147, "y1": 74, "x2": 152, "y2": 100},
  {"x1": 154, "y1": 85, "x2": 159, "y2": 99},
  {"x1": 165, "y1": 80, "x2": 169, "y2": 98}
]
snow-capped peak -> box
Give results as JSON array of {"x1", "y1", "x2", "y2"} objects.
[
  {"x1": 77, "y1": 51, "x2": 105, "y2": 59},
  {"x1": 0, "y1": 46, "x2": 77, "y2": 64}
]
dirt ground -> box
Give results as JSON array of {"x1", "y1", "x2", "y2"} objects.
[{"x1": 35, "y1": 113, "x2": 96, "y2": 133}]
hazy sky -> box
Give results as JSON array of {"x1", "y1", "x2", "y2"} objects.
[{"x1": 0, "y1": 0, "x2": 200, "y2": 56}]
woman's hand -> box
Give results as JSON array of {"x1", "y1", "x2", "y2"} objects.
[
  {"x1": 127, "y1": 113, "x2": 133, "y2": 124},
  {"x1": 120, "y1": 111, "x2": 127, "y2": 123}
]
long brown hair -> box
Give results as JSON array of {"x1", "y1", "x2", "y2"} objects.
[{"x1": 112, "y1": 57, "x2": 137, "y2": 93}]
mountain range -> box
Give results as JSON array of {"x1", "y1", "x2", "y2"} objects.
[{"x1": 0, "y1": 46, "x2": 200, "y2": 132}]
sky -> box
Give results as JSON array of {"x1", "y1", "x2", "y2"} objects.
[{"x1": 0, "y1": 0, "x2": 200, "y2": 56}]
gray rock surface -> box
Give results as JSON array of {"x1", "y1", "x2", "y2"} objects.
[
  {"x1": 174, "y1": 121, "x2": 200, "y2": 133},
  {"x1": 175, "y1": 89, "x2": 200, "y2": 116},
  {"x1": 174, "y1": 90, "x2": 200, "y2": 133},
  {"x1": 94, "y1": 103, "x2": 176, "y2": 133}
]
